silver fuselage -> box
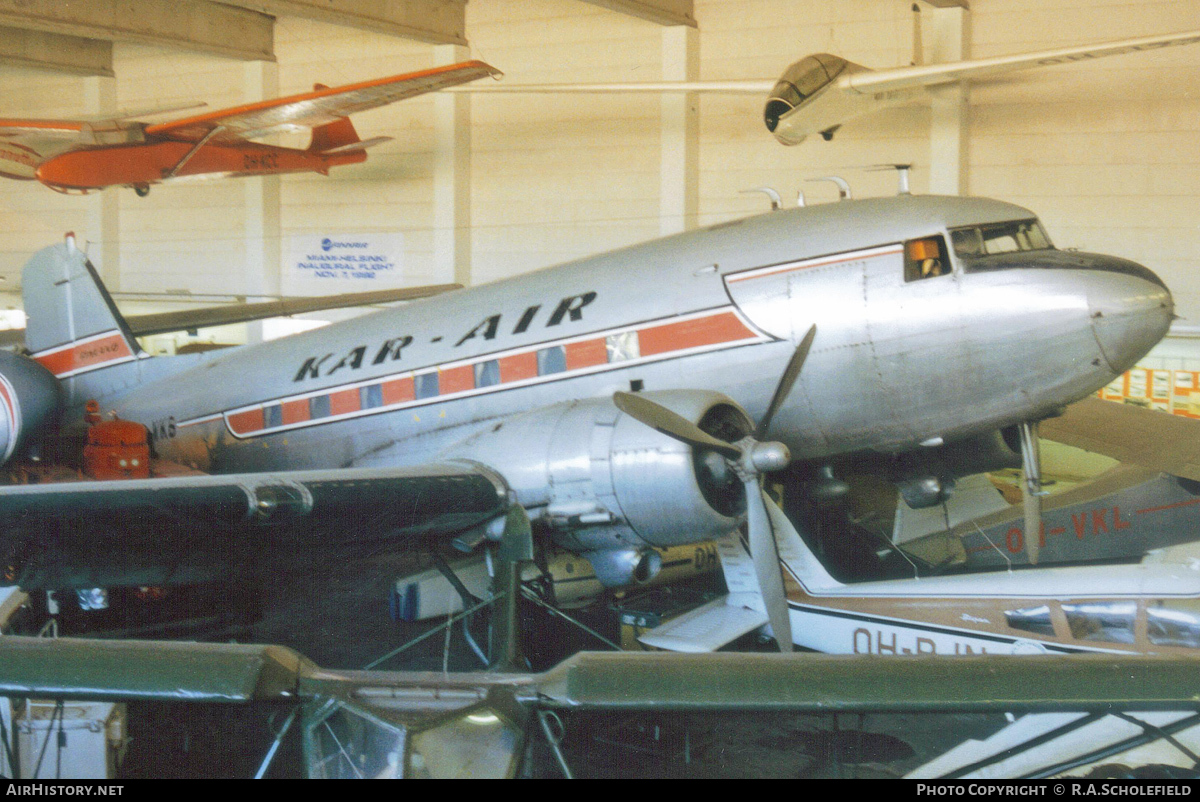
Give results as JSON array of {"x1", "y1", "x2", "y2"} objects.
[{"x1": 110, "y1": 195, "x2": 1172, "y2": 482}]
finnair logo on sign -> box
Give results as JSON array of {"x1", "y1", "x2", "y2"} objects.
[
  {"x1": 286, "y1": 233, "x2": 405, "y2": 295},
  {"x1": 320, "y1": 238, "x2": 370, "y2": 252}
]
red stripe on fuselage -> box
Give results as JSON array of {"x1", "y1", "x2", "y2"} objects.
[{"x1": 215, "y1": 307, "x2": 767, "y2": 438}]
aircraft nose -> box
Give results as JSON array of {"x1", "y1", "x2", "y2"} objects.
[{"x1": 1084, "y1": 255, "x2": 1174, "y2": 374}]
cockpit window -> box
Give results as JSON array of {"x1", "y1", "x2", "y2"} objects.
[
  {"x1": 950, "y1": 219, "x2": 1053, "y2": 260},
  {"x1": 765, "y1": 54, "x2": 848, "y2": 132},
  {"x1": 904, "y1": 235, "x2": 950, "y2": 282}
]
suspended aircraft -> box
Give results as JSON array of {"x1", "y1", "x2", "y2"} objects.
[
  {"x1": 0, "y1": 60, "x2": 499, "y2": 196},
  {"x1": 0, "y1": 191, "x2": 1174, "y2": 654},
  {"x1": 451, "y1": 26, "x2": 1200, "y2": 145}
]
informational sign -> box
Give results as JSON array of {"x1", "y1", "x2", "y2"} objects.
[{"x1": 284, "y1": 233, "x2": 405, "y2": 296}]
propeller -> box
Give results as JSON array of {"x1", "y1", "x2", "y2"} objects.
[
  {"x1": 613, "y1": 324, "x2": 817, "y2": 653},
  {"x1": 1017, "y1": 420, "x2": 1043, "y2": 564}
]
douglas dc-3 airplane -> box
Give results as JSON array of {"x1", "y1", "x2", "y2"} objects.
[
  {"x1": 0, "y1": 61, "x2": 498, "y2": 196},
  {"x1": 0, "y1": 193, "x2": 1175, "y2": 653}
]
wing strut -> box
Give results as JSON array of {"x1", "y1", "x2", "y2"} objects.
[
  {"x1": 164, "y1": 125, "x2": 224, "y2": 179},
  {"x1": 494, "y1": 506, "x2": 534, "y2": 672}
]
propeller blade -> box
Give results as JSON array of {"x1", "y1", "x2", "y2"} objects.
[
  {"x1": 1018, "y1": 420, "x2": 1043, "y2": 564},
  {"x1": 613, "y1": 391, "x2": 743, "y2": 459},
  {"x1": 745, "y1": 478, "x2": 793, "y2": 652},
  {"x1": 756, "y1": 325, "x2": 817, "y2": 440}
]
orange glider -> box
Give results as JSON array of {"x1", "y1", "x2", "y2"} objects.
[{"x1": 0, "y1": 61, "x2": 500, "y2": 196}]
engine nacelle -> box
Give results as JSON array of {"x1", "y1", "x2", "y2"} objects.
[
  {"x1": 0, "y1": 350, "x2": 61, "y2": 465},
  {"x1": 442, "y1": 390, "x2": 752, "y2": 553}
]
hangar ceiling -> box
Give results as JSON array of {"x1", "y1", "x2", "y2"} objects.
[
  {"x1": 0, "y1": 0, "x2": 704, "y2": 71},
  {"x1": 0, "y1": 0, "x2": 1196, "y2": 331}
]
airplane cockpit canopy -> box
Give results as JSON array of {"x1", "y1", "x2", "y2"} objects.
[
  {"x1": 949, "y1": 219, "x2": 1054, "y2": 266},
  {"x1": 764, "y1": 54, "x2": 848, "y2": 132}
]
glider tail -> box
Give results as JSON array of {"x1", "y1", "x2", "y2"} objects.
[
  {"x1": 22, "y1": 234, "x2": 143, "y2": 406},
  {"x1": 308, "y1": 114, "x2": 361, "y2": 154}
]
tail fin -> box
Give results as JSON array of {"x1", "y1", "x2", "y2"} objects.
[
  {"x1": 308, "y1": 115, "x2": 360, "y2": 154},
  {"x1": 22, "y1": 234, "x2": 143, "y2": 405}
]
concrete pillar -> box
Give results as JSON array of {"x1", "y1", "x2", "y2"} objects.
[
  {"x1": 660, "y1": 25, "x2": 698, "y2": 235},
  {"x1": 928, "y1": 6, "x2": 970, "y2": 196},
  {"x1": 82, "y1": 76, "x2": 120, "y2": 289},
  {"x1": 434, "y1": 44, "x2": 472, "y2": 286},
  {"x1": 243, "y1": 60, "x2": 282, "y2": 303}
]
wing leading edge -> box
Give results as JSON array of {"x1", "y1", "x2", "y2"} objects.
[
  {"x1": 145, "y1": 60, "x2": 503, "y2": 144},
  {"x1": 0, "y1": 462, "x2": 509, "y2": 591}
]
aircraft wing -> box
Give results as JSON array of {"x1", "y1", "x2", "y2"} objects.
[
  {"x1": 143, "y1": 61, "x2": 502, "y2": 143},
  {"x1": 0, "y1": 120, "x2": 83, "y2": 138},
  {"x1": 0, "y1": 283, "x2": 462, "y2": 349},
  {"x1": 842, "y1": 28, "x2": 1200, "y2": 95},
  {"x1": 0, "y1": 462, "x2": 508, "y2": 591},
  {"x1": 448, "y1": 80, "x2": 774, "y2": 94},
  {"x1": 1040, "y1": 397, "x2": 1200, "y2": 483}
]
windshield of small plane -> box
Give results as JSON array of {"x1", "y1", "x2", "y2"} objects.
[
  {"x1": 765, "y1": 54, "x2": 848, "y2": 132},
  {"x1": 949, "y1": 219, "x2": 1054, "y2": 262}
]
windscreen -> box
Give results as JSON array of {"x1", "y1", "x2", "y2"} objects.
[{"x1": 949, "y1": 219, "x2": 1053, "y2": 260}]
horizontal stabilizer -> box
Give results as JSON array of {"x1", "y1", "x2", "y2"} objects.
[
  {"x1": 637, "y1": 595, "x2": 768, "y2": 653},
  {"x1": 318, "y1": 135, "x2": 392, "y2": 155},
  {"x1": 0, "y1": 283, "x2": 461, "y2": 349}
]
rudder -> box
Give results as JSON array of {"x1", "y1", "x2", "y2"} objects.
[{"x1": 22, "y1": 234, "x2": 143, "y2": 406}]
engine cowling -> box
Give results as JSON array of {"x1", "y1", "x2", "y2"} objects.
[
  {"x1": 442, "y1": 390, "x2": 752, "y2": 555},
  {"x1": 0, "y1": 350, "x2": 61, "y2": 465}
]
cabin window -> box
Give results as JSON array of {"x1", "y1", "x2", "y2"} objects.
[
  {"x1": 360, "y1": 384, "x2": 383, "y2": 410},
  {"x1": 309, "y1": 394, "x2": 331, "y2": 419},
  {"x1": 475, "y1": 360, "x2": 501, "y2": 388},
  {"x1": 950, "y1": 219, "x2": 1053, "y2": 261},
  {"x1": 263, "y1": 404, "x2": 283, "y2": 428},
  {"x1": 606, "y1": 331, "x2": 640, "y2": 362},
  {"x1": 537, "y1": 346, "x2": 566, "y2": 376},
  {"x1": 1147, "y1": 600, "x2": 1200, "y2": 649},
  {"x1": 1004, "y1": 605, "x2": 1056, "y2": 638},
  {"x1": 903, "y1": 236, "x2": 950, "y2": 282},
  {"x1": 1062, "y1": 602, "x2": 1136, "y2": 644},
  {"x1": 414, "y1": 372, "x2": 439, "y2": 400}
]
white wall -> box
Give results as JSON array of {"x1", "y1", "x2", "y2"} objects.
[{"x1": 0, "y1": 0, "x2": 1196, "y2": 323}]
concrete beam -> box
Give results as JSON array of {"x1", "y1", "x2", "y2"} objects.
[
  {"x1": 221, "y1": 0, "x2": 467, "y2": 46},
  {"x1": 0, "y1": 0, "x2": 274, "y2": 62},
  {"x1": 579, "y1": 1, "x2": 695, "y2": 28},
  {"x1": 0, "y1": 25, "x2": 113, "y2": 77}
]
